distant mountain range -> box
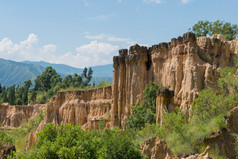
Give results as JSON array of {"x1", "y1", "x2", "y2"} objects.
[{"x1": 0, "y1": 58, "x2": 113, "y2": 86}]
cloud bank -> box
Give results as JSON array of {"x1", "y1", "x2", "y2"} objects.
[{"x1": 0, "y1": 34, "x2": 119, "y2": 68}]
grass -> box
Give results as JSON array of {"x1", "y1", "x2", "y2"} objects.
[{"x1": 6, "y1": 110, "x2": 44, "y2": 150}]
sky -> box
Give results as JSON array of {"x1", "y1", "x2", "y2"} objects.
[{"x1": 0, "y1": 0, "x2": 237, "y2": 68}]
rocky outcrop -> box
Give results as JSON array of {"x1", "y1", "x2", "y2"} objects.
[
  {"x1": 201, "y1": 106, "x2": 238, "y2": 159},
  {"x1": 141, "y1": 137, "x2": 177, "y2": 159},
  {"x1": 0, "y1": 145, "x2": 16, "y2": 159},
  {"x1": 112, "y1": 32, "x2": 237, "y2": 127},
  {"x1": 156, "y1": 87, "x2": 175, "y2": 126},
  {"x1": 38, "y1": 86, "x2": 112, "y2": 130},
  {"x1": 141, "y1": 137, "x2": 211, "y2": 159},
  {"x1": 0, "y1": 104, "x2": 44, "y2": 129}
]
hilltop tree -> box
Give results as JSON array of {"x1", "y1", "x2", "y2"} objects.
[
  {"x1": 190, "y1": 20, "x2": 238, "y2": 40},
  {"x1": 23, "y1": 80, "x2": 32, "y2": 105},
  {"x1": 15, "y1": 85, "x2": 24, "y2": 105},
  {"x1": 2, "y1": 86, "x2": 8, "y2": 103},
  {"x1": 82, "y1": 67, "x2": 93, "y2": 87},
  {"x1": 7, "y1": 85, "x2": 15, "y2": 105},
  {"x1": 0, "y1": 83, "x2": 2, "y2": 94},
  {"x1": 37, "y1": 66, "x2": 62, "y2": 91}
]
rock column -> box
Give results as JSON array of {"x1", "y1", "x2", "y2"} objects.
[{"x1": 156, "y1": 87, "x2": 174, "y2": 126}]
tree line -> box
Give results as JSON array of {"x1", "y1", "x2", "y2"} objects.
[{"x1": 0, "y1": 66, "x2": 93, "y2": 105}]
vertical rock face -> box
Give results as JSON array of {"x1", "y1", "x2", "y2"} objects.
[
  {"x1": 112, "y1": 46, "x2": 148, "y2": 128},
  {"x1": 112, "y1": 32, "x2": 237, "y2": 127},
  {"x1": 156, "y1": 87, "x2": 175, "y2": 126},
  {"x1": 40, "y1": 86, "x2": 112, "y2": 130},
  {"x1": 0, "y1": 104, "x2": 44, "y2": 129},
  {"x1": 141, "y1": 137, "x2": 212, "y2": 159},
  {"x1": 141, "y1": 137, "x2": 177, "y2": 159}
]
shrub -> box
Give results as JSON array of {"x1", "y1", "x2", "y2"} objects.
[{"x1": 0, "y1": 132, "x2": 14, "y2": 147}]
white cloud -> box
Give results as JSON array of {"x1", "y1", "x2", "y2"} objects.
[
  {"x1": 51, "y1": 41, "x2": 118, "y2": 67},
  {"x1": 0, "y1": 34, "x2": 119, "y2": 68},
  {"x1": 143, "y1": 0, "x2": 164, "y2": 4},
  {"x1": 89, "y1": 14, "x2": 112, "y2": 21},
  {"x1": 76, "y1": 41, "x2": 118, "y2": 55},
  {"x1": 117, "y1": 0, "x2": 122, "y2": 2},
  {"x1": 181, "y1": 0, "x2": 193, "y2": 4},
  {"x1": 85, "y1": 33, "x2": 136, "y2": 45},
  {"x1": 39, "y1": 44, "x2": 57, "y2": 54}
]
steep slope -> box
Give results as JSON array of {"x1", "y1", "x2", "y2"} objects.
[
  {"x1": 0, "y1": 58, "x2": 45, "y2": 86},
  {"x1": 23, "y1": 61, "x2": 113, "y2": 77},
  {"x1": 112, "y1": 33, "x2": 238, "y2": 128}
]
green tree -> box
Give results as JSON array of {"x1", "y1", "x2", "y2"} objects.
[
  {"x1": 0, "y1": 83, "x2": 2, "y2": 94},
  {"x1": 34, "y1": 76, "x2": 42, "y2": 91},
  {"x1": 126, "y1": 104, "x2": 156, "y2": 130},
  {"x1": 39, "y1": 66, "x2": 62, "y2": 91},
  {"x1": 62, "y1": 74, "x2": 73, "y2": 88},
  {"x1": 22, "y1": 80, "x2": 32, "y2": 105},
  {"x1": 143, "y1": 82, "x2": 161, "y2": 113},
  {"x1": 30, "y1": 89, "x2": 37, "y2": 101},
  {"x1": 126, "y1": 82, "x2": 161, "y2": 130},
  {"x1": 81, "y1": 67, "x2": 93, "y2": 87},
  {"x1": 7, "y1": 85, "x2": 16, "y2": 105},
  {"x1": 190, "y1": 20, "x2": 238, "y2": 40},
  {"x1": 15, "y1": 85, "x2": 24, "y2": 105},
  {"x1": 72, "y1": 73, "x2": 82, "y2": 87},
  {"x1": 99, "y1": 128, "x2": 145, "y2": 159},
  {"x1": 2, "y1": 86, "x2": 8, "y2": 103}
]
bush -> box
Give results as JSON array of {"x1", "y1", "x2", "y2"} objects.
[
  {"x1": 126, "y1": 82, "x2": 161, "y2": 130},
  {"x1": 12, "y1": 124, "x2": 144, "y2": 159},
  {"x1": 0, "y1": 132, "x2": 14, "y2": 147},
  {"x1": 126, "y1": 104, "x2": 156, "y2": 130}
]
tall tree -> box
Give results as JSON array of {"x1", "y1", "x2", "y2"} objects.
[
  {"x1": 23, "y1": 80, "x2": 32, "y2": 105},
  {"x1": 190, "y1": 20, "x2": 238, "y2": 40},
  {"x1": 2, "y1": 86, "x2": 8, "y2": 103},
  {"x1": 39, "y1": 66, "x2": 61, "y2": 91},
  {"x1": 0, "y1": 83, "x2": 2, "y2": 94},
  {"x1": 7, "y1": 85, "x2": 15, "y2": 105}
]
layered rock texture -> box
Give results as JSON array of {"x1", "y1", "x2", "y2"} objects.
[
  {"x1": 38, "y1": 86, "x2": 112, "y2": 130},
  {"x1": 112, "y1": 32, "x2": 238, "y2": 127},
  {"x1": 156, "y1": 87, "x2": 175, "y2": 126},
  {"x1": 0, "y1": 103, "x2": 44, "y2": 129},
  {"x1": 141, "y1": 137, "x2": 211, "y2": 159}
]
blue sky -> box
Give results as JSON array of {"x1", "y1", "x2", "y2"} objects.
[{"x1": 0, "y1": 0, "x2": 237, "y2": 68}]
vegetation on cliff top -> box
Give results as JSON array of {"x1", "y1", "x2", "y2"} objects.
[
  {"x1": 190, "y1": 20, "x2": 238, "y2": 40},
  {"x1": 0, "y1": 66, "x2": 94, "y2": 105}
]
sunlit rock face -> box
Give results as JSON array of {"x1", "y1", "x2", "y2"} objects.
[
  {"x1": 38, "y1": 86, "x2": 112, "y2": 131},
  {"x1": 112, "y1": 32, "x2": 237, "y2": 128},
  {"x1": 156, "y1": 87, "x2": 175, "y2": 126},
  {"x1": 0, "y1": 103, "x2": 44, "y2": 129}
]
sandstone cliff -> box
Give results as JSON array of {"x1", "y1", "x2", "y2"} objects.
[
  {"x1": 112, "y1": 32, "x2": 238, "y2": 128},
  {"x1": 38, "y1": 86, "x2": 112, "y2": 130},
  {"x1": 141, "y1": 137, "x2": 211, "y2": 159},
  {"x1": 0, "y1": 103, "x2": 44, "y2": 129}
]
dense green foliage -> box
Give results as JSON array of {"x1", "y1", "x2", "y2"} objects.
[
  {"x1": 0, "y1": 132, "x2": 14, "y2": 147},
  {"x1": 126, "y1": 82, "x2": 161, "y2": 130},
  {"x1": 95, "y1": 80, "x2": 111, "y2": 88},
  {"x1": 11, "y1": 124, "x2": 145, "y2": 159},
  {"x1": 190, "y1": 20, "x2": 238, "y2": 40}
]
